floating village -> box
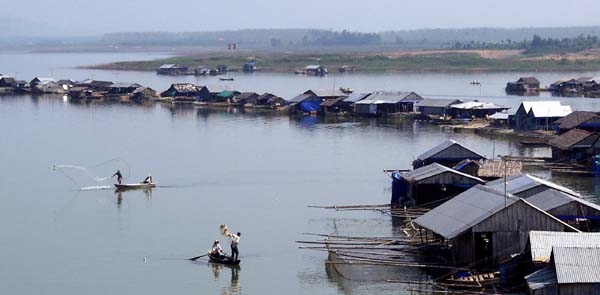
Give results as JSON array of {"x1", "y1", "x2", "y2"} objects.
[{"x1": 3, "y1": 66, "x2": 600, "y2": 293}]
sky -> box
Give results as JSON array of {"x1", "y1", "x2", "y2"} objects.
[{"x1": 3, "y1": 0, "x2": 600, "y2": 36}]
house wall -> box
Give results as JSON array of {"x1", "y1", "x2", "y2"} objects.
[
  {"x1": 560, "y1": 284, "x2": 600, "y2": 294},
  {"x1": 472, "y1": 201, "x2": 572, "y2": 265},
  {"x1": 419, "y1": 106, "x2": 447, "y2": 116}
]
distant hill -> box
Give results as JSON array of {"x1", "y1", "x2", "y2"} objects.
[{"x1": 99, "y1": 27, "x2": 600, "y2": 50}]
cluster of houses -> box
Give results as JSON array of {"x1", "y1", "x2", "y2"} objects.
[
  {"x1": 0, "y1": 76, "x2": 158, "y2": 102},
  {"x1": 156, "y1": 61, "x2": 259, "y2": 76},
  {"x1": 506, "y1": 76, "x2": 600, "y2": 97},
  {"x1": 391, "y1": 139, "x2": 600, "y2": 293}
]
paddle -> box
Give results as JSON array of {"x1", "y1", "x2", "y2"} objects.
[{"x1": 189, "y1": 254, "x2": 209, "y2": 261}]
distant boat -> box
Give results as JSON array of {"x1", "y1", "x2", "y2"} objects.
[
  {"x1": 470, "y1": 80, "x2": 481, "y2": 85},
  {"x1": 114, "y1": 182, "x2": 157, "y2": 191},
  {"x1": 208, "y1": 253, "x2": 240, "y2": 265},
  {"x1": 219, "y1": 77, "x2": 234, "y2": 81}
]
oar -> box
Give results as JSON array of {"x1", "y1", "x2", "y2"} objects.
[{"x1": 189, "y1": 254, "x2": 209, "y2": 261}]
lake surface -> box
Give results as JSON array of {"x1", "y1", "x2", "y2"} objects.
[{"x1": 1, "y1": 51, "x2": 600, "y2": 295}]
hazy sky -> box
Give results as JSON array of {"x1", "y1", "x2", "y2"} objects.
[{"x1": 4, "y1": 0, "x2": 600, "y2": 35}]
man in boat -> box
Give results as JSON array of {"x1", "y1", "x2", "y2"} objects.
[
  {"x1": 228, "y1": 232, "x2": 241, "y2": 261},
  {"x1": 112, "y1": 170, "x2": 123, "y2": 184},
  {"x1": 142, "y1": 175, "x2": 152, "y2": 184},
  {"x1": 211, "y1": 240, "x2": 224, "y2": 257}
]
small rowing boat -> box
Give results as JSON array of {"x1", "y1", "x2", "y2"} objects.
[
  {"x1": 208, "y1": 253, "x2": 240, "y2": 265},
  {"x1": 219, "y1": 77, "x2": 234, "y2": 81},
  {"x1": 114, "y1": 182, "x2": 157, "y2": 191}
]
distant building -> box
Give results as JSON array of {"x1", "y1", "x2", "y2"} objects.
[
  {"x1": 417, "y1": 99, "x2": 462, "y2": 116},
  {"x1": 304, "y1": 65, "x2": 327, "y2": 76},
  {"x1": 505, "y1": 77, "x2": 540, "y2": 93},
  {"x1": 131, "y1": 87, "x2": 158, "y2": 101},
  {"x1": 288, "y1": 92, "x2": 321, "y2": 113},
  {"x1": 76, "y1": 79, "x2": 114, "y2": 92},
  {"x1": 549, "y1": 78, "x2": 584, "y2": 94},
  {"x1": 354, "y1": 91, "x2": 423, "y2": 116},
  {"x1": 242, "y1": 61, "x2": 257, "y2": 72},
  {"x1": 161, "y1": 83, "x2": 210, "y2": 101},
  {"x1": 0, "y1": 76, "x2": 16, "y2": 88},
  {"x1": 234, "y1": 92, "x2": 260, "y2": 105},
  {"x1": 156, "y1": 64, "x2": 188, "y2": 75},
  {"x1": 194, "y1": 66, "x2": 210, "y2": 76},
  {"x1": 108, "y1": 82, "x2": 143, "y2": 95}
]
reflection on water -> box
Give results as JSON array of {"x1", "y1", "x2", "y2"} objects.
[{"x1": 210, "y1": 263, "x2": 241, "y2": 295}]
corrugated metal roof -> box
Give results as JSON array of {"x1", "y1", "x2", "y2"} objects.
[
  {"x1": 400, "y1": 162, "x2": 485, "y2": 183},
  {"x1": 110, "y1": 82, "x2": 142, "y2": 88},
  {"x1": 486, "y1": 174, "x2": 578, "y2": 197},
  {"x1": 489, "y1": 111, "x2": 509, "y2": 120},
  {"x1": 363, "y1": 91, "x2": 423, "y2": 104},
  {"x1": 343, "y1": 92, "x2": 370, "y2": 103},
  {"x1": 305, "y1": 65, "x2": 321, "y2": 70},
  {"x1": 308, "y1": 89, "x2": 346, "y2": 97},
  {"x1": 450, "y1": 101, "x2": 508, "y2": 110},
  {"x1": 416, "y1": 139, "x2": 485, "y2": 161},
  {"x1": 528, "y1": 231, "x2": 600, "y2": 262},
  {"x1": 525, "y1": 266, "x2": 558, "y2": 290},
  {"x1": 414, "y1": 185, "x2": 519, "y2": 239},
  {"x1": 520, "y1": 101, "x2": 572, "y2": 118},
  {"x1": 417, "y1": 98, "x2": 462, "y2": 108},
  {"x1": 553, "y1": 246, "x2": 600, "y2": 283}
]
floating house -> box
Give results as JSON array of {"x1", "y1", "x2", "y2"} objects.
[
  {"x1": 214, "y1": 90, "x2": 241, "y2": 103},
  {"x1": 304, "y1": 65, "x2": 327, "y2": 76},
  {"x1": 414, "y1": 185, "x2": 578, "y2": 267},
  {"x1": 157, "y1": 64, "x2": 188, "y2": 75},
  {"x1": 486, "y1": 173, "x2": 578, "y2": 198},
  {"x1": 304, "y1": 89, "x2": 346, "y2": 101},
  {"x1": 288, "y1": 92, "x2": 321, "y2": 113},
  {"x1": 76, "y1": 79, "x2": 114, "y2": 92},
  {"x1": 510, "y1": 101, "x2": 572, "y2": 130},
  {"x1": 33, "y1": 80, "x2": 64, "y2": 94},
  {"x1": 549, "y1": 78, "x2": 583, "y2": 94},
  {"x1": 549, "y1": 129, "x2": 600, "y2": 162},
  {"x1": 525, "y1": 189, "x2": 600, "y2": 231},
  {"x1": 525, "y1": 246, "x2": 600, "y2": 294},
  {"x1": 0, "y1": 76, "x2": 16, "y2": 88},
  {"x1": 254, "y1": 92, "x2": 286, "y2": 108},
  {"x1": 234, "y1": 92, "x2": 259, "y2": 105},
  {"x1": 555, "y1": 111, "x2": 600, "y2": 134},
  {"x1": 131, "y1": 87, "x2": 157, "y2": 101},
  {"x1": 194, "y1": 66, "x2": 209, "y2": 76},
  {"x1": 320, "y1": 97, "x2": 353, "y2": 114},
  {"x1": 505, "y1": 77, "x2": 540, "y2": 93},
  {"x1": 354, "y1": 91, "x2": 423, "y2": 116},
  {"x1": 413, "y1": 139, "x2": 485, "y2": 169},
  {"x1": 449, "y1": 101, "x2": 509, "y2": 119},
  {"x1": 390, "y1": 162, "x2": 485, "y2": 205},
  {"x1": 30, "y1": 77, "x2": 56, "y2": 88},
  {"x1": 242, "y1": 61, "x2": 257, "y2": 72},
  {"x1": 416, "y1": 99, "x2": 462, "y2": 116},
  {"x1": 160, "y1": 84, "x2": 211, "y2": 102},
  {"x1": 108, "y1": 82, "x2": 142, "y2": 95}
]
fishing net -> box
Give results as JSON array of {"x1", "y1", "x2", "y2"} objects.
[{"x1": 53, "y1": 158, "x2": 131, "y2": 190}]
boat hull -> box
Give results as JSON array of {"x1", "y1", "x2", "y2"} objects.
[
  {"x1": 114, "y1": 182, "x2": 157, "y2": 191},
  {"x1": 208, "y1": 254, "x2": 240, "y2": 265}
]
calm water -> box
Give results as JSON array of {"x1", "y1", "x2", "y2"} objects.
[{"x1": 1, "y1": 51, "x2": 600, "y2": 295}]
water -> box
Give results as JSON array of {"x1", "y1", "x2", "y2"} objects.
[{"x1": 1, "y1": 51, "x2": 600, "y2": 295}]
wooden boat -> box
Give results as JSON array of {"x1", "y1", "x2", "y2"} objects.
[
  {"x1": 114, "y1": 182, "x2": 157, "y2": 191},
  {"x1": 208, "y1": 253, "x2": 240, "y2": 265},
  {"x1": 444, "y1": 271, "x2": 500, "y2": 287},
  {"x1": 219, "y1": 77, "x2": 234, "y2": 81}
]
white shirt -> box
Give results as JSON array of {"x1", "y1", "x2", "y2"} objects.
[{"x1": 229, "y1": 234, "x2": 240, "y2": 246}]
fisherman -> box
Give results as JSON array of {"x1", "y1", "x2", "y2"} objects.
[
  {"x1": 142, "y1": 175, "x2": 152, "y2": 184},
  {"x1": 211, "y1": 240, "x2": 224, "y2": 257},
  {"x1": 112, "y1": 170, "x2": 123, "y2": 184},
  {"x1": 228, "y1": 232, "x2": 241, "y2": 261}
]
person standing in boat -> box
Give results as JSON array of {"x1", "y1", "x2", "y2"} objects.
[
  {"x1": 112, "y1": 170, "x2": 123, "y2": 184},
  {"x1": 142, "y1": 175, "x2": 152, "y2": 184},
  {"x1": 228, "y1": 232, "x2": 241, "y2": 261}
]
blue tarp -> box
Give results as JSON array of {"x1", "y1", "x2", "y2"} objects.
[{"x1": 300, "y1": 100, "x2": 320, "y2": 112}]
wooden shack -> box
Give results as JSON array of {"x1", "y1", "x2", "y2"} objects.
[
  {"x1": 549, "y1": 129, "x2": 600, "y2": 162},
  {"x1": 390, "y1": 162, "x2": 485, "y2": 206},
  {"x1": 413, "y1": 139, "x2": 485, "y2": 169},
  {"x1": 505, "y1": 77, "x2": 540, "y2": 94},
  {"x1": 288, "y1": 92, "x2": 321, "y2": 114},
  {"x1": 525, "y1": 190, "x2": 600, "y2": 231},
  {"x1": 354, "y1": 91, "x2": 423, "y2": 116},
  {"x1": 157, "y1": 64, "x2": 188, "y2": 75},
  {"x1": 414, "y1": 185, "x2": 579, "y2": 267},
  {"x1": 555, "y1": 111, "x2": 600, "y2": 134},
  {"x1": 525, "y1": 246, "x2": 600, "y2": 294},
  {"x1": 234, "y1": 92, "x2": 259, "y2": 105},
  {"x1": 304, "y1": 65, "x2": 327, "y2": 76},
  {"x1": 161, "y1": 83, "x2": 211, "y2": 102},
  {"x1": 510, "y1": 101, "x2": 572, "y2": 130},
  {"x1": 416, "y1": 99, "x2": 462, "y2": 116},
  {"x1": 108, "y1": 82, "x2": 142, "y2": 95}
]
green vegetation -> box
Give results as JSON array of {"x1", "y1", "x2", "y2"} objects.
[
  {"x1": 88, "y1": 51, "x2": 600, "y2": 73},
  {"x1": 451, "y1": 34, "x2": 600, "y2": 55}
]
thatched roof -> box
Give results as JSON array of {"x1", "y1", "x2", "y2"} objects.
[
  {"x1": 555, "y1": 111, "x2": 600, "y2": 130},
  {"x1": 549, "y1": 129, "x2": 598, "y2": 150},
  {"x1": 478, "y1": 159, "x2": 523, "y2": 179}
]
